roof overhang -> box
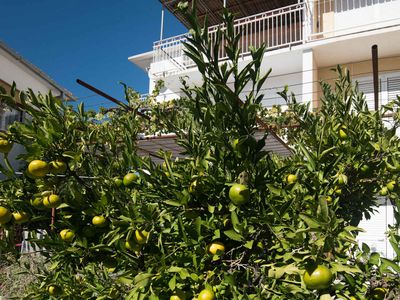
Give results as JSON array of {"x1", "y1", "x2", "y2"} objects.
[
  {"x1": 159, "y1": 0, "x2": 298, "y2": 28},
  {"x1": 137, "y1": 130, "x2": 292, "y2": 164},
  {"x1": 128, "y1": 51, "x2": 153, "y2": 72}
]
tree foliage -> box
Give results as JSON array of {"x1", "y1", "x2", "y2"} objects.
[{"x1": 0, "y1": 5, "x2": 399, "y2": 300}]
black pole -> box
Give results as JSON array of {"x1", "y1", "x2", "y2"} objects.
[{"x1": 372, "y1": 45, "x2": 379, "y2": 111}]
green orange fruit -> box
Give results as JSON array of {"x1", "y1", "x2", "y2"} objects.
[
  {"x1": 48, "y1": 285, "x2": 62, "y2": 296},
  {"x1": 135, "y1": 229, "x2": 149, "y2": 245},
  {"x1": 229, "y1": 184, "x2": 250, "y2": 206},
  {"x1": 208, "y1": 241, "x2": 225, "y2": 255},
  {"x1": 43, "y1": 194, "x2": 61, "y2": 208},
  {"x1": 379, "y1": 187, "x2": 389, "y2": 196},
  {"x1": 0, "y1": 138, "x2": 13, "y2": 153},
  {"x1": 170, "y1": 292, "x2": 186, "y2": 300},
  {"x1": 198, "y1": 289, "x2": 215, "y2": 300},
  {"x1": 28, "y1": 160, "x2": 49, "y2": 178},
  {"x1": 286, "y1": 174, "x2": 298, "y2": 184},
  {"x1": 0, "y1": 206, "x2": 12, "y2": 225},
  {"x1": 31, "y1": 197, "x2": 45, "y2": 210},
  {"x1": 12, "y1": 211, "x2": 30, "y2": 224},
  {"x1": 339, "y1": 127, "x2": 348, "y2": 140},
  {"x1": 49, "y1": 160, "x2": 67, "y2": 174},
  {"x1": 113, "y1": 177, "x2": 123, "y2": 187},
  {"x1": 386, "y1": 180, "x2": 396, "y2": 191},
  {"x1": 60, "y1": 229, "x2": 75, "y2": 242},
  {"x1": 123, "y1": 172, "x2": 138, "y2": 187},
  {"x1": 92, "y1": 215, "x2": 107, "y2": 227},
  {"x1": 303, "y1": 265, "x2": 333, "y2": 290}
]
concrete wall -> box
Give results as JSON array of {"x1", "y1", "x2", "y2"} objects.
[
  {"x1": 0, "y1": 47, "x2": 65, "y2": 173},
  {"x1": 313, "y1": 0, "x2": 400, "y2": 38},
  {"x1": 0, "y1": 47, "x2": 61, "y2": 96}
]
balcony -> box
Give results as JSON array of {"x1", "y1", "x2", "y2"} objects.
[
  {"x1": 153, "y1": 3, "x2": 304, "y2": 77},
  {"x1": 150, "y1": 0, "x2": 400, "y2": 77}
]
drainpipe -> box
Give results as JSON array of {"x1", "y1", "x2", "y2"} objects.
[
  {"x1": 160, "y1": 5, "x2": 165, "y2": 41},
  {"x1": 372, "y1": 45, "x2": 379, "y2": 111}
]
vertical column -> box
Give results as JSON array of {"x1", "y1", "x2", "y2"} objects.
[
  {"x1": 302, "y1": 49, "x2": 319, "y2": 110},
  {"x1": 303, "y1": 0, "x2": 314, "y2": 42}
]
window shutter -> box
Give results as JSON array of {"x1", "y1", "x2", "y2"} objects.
[
  {"x1": 388, "y1": 76, "x2": 400, "y2": 102},
  {"x1": 356, "y1": 77, "x2": 381, "y2": 110}
]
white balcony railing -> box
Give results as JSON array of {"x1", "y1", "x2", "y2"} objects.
[
  {"x1": 152, "y1": 0, "x2": 400, "y2": 77},
  {"x1": 153, "y1": 3, "x2": 305, "y2": 76}
]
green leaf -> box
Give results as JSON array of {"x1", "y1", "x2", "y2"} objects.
[
  {"x1": 244, "y1": 240, "x2": 254, "y2": 249},
  {"x1": 266, "y1": 184, "x2": 281, "y2": 196},
  {"x1": 117, "y1": 276, "x2": 133, "y2": 285},
  {"x1": 369, "y1": 252, "x2": 381, "y2": 266},
  {"x1": 195, "y1": 216, "x2": 202, "y2": 239},
  {"x1": 164, "y1": 200, "x2": 183, "y2": 207},
  {"x1": 268, "y1": 263, "x2": 300, "y2": 279},
  {"x1": 389, "y1": 233, "x2": 400, "y2": 258},
  {"x1": 134, "y1": 273, "x2": 153, "y2": 287},
  {"x1": 330, "y1": 262, "x2": 362, "y2": 274},
  {"x1": 224, "y1": 230, "x2": 244, "y2": 241},
  {"x1": 318, "y1": 196, "x2": 329, "y2": 223},
  {"x1": 380, "y1": 258, "x2": 400, "y2": 273},
  {"x1": 297, "y1": 142, "x2": 316, "y2": 171},
  {"x1": 299, "y1": 214, "x2": 320, "y2": 229},
  {"x1": 168, "y1": 275, "x2": 176, "y2": 291},
  {"x1": 231, "y1": 210, "x2": 241, "y2": 233}
]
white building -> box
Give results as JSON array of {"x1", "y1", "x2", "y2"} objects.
[
  {"x1": 0, "y1": 40, "x2": 74, "y2": 170},
  {"x1": 129, "y1": 0, "x2": 399, "y2": 258}
]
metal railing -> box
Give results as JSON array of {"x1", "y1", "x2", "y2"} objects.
[
  {"x1": 153, "y1": 3, "x2": 305, "y2": 76},
  {"x1": 152, "y1": 0, "x2": 399, "y2": 77}
]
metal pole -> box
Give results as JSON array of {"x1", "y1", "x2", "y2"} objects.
[
  {"x1": 223, "y1": 0, "x2": 227, "y2": 8},
  {"x1": 372, "y1": 45, "x2": 379, "y2": 111},
  {"x1": 76, "y1": 79, "x2": 150, "y2": 120},
  {"x1": 160, "y1": 6, "x2": 165, "y2": 41}
]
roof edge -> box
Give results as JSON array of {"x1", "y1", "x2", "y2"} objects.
[{"x1": 0, "y1": 40, "x2": 76, "y2": 101}]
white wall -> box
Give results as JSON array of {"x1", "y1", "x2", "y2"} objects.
[
  {"x1": 0, "y1": 46, "x2": 65, "y2": 174},
  {"x1": 333, "y1": 0, "x2": 400, "y2": 35},
  {"x1": 0, "y1": 48, "x2": 61, "y2": 96},
  {"x1": 152, "y1": 49, "x2": 305, "y2": 108}
]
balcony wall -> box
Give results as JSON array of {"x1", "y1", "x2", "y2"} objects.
[{"x1": 311, "y1": 0, "x2": 400, "y2": 38}]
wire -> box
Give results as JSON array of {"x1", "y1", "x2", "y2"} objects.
[
  {"x1": 75, "y1": 57, "x2": 400, "y2": 110},
  {"x1": 147, "y1": 67, "x2": 400, "y2": 100},
  {"x1": 0, "y1": 171, "x2": 98, "y2": 180}
]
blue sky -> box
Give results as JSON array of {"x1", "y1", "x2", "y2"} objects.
[{"x1": 0, "y1": 0, "x2": 186, "y2": 110}]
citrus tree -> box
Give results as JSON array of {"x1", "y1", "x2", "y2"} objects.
[{"x1": 0, "y1": 4, "x2": 399, "y2": 300}]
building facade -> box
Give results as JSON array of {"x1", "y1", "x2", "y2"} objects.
[
  {"x1": 129, "y1": 0, "x2": 400, "y2": 258},
  {"x1": 0, "y1": 40, "x2": 74, "y2": 170}
]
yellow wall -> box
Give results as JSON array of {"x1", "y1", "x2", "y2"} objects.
[{"x1": 315, "y1": 55, "x2": 400, "y2": 107}]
